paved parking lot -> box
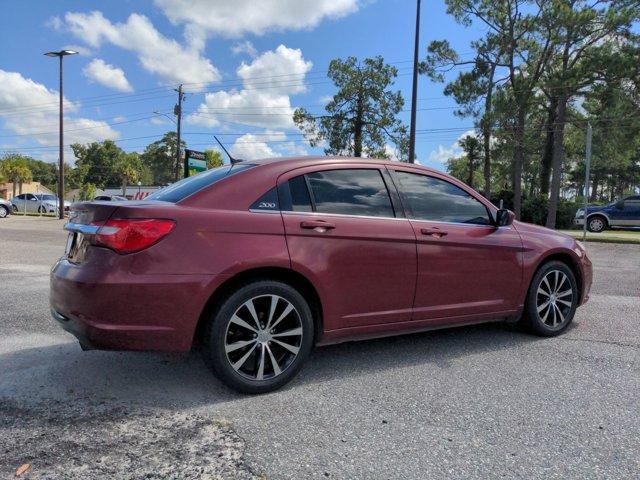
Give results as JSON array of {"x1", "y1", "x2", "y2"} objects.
[{"x1": 1, "y1": 216, "x2": 638, "y2": 479}]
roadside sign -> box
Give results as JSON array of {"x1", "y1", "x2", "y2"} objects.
[{"x1": 184, "y1": 149, "x2": 207, "y2": 177}]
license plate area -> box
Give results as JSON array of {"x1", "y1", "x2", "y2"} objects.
[{"x1": 66, "y1": 232, "x2": 88, "y2": 263}]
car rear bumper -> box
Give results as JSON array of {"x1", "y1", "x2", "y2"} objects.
[
  {"x1": 50, "y1": 257, "x2": 227, "y2": 352},
  {"x1": 574, "y1": 218, "x2": 585, "y2": 226}
]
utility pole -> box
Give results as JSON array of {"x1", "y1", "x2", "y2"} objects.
[
  {"x1": 44, "y1": 49, "x2": 78, "y2": 219},
  {"x1": 174, "y1": 84, "x2": 184, "y2": 181},
  {"x1": 408, "y1": 0, "x2": 421, "y2": 164},
  {"x1": 582, "y1": 123, "x2": 592, "y2": 242}
]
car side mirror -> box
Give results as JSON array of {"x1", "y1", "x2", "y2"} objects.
[
  {"x1": 495, "y1": 208, "x2": 515, "y2": 227},
  {"x1": 615, "y1": 200, "x2": 624, "y2": 210}
]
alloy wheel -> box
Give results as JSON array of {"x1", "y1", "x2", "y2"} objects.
[
  {"x1": 224, "y1": 294, "x2": 303, "y2": 381},
  {"x1": 589, "y1": 217, "x2": 604, "y2": 232},
  {"x1": 536, "y1": 270, "x2": 574, "y2": 329},
  {"x1": 0, "y1": 207, "x2": 7, "y2": 218}
]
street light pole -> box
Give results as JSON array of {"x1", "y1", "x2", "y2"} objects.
[
  {"x1": 408, "y1": 0, "x2": 421, "y2": 164},
  {"x1": 45, "y1": 49, "x2": 78, "y2": 220},
  {"x1": 174, "y1": 84, "x2": 185, "y2": 181}
]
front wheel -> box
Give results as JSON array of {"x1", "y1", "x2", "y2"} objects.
[
  {"x1": 587, "y1": 215, "x2": 607, "y2": 232},
  {"x1": 521, "y1": 261, "x2": 578, "y2": 336},
  {"x1": 203, "y1": 280, "x2": 314, "y2": 394},
  {"x1": 0, "y1": 206, "x2": 8, "y2": 218}
]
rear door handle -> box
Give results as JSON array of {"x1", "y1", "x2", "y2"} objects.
[
  {"x1": 300, "y1": 220, "x2": 336, "y2": 232},
  {"x1": 420, "y1": 227, "x2": 448, "y2": 238}
]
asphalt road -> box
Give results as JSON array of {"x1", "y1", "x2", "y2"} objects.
[{"x1": 1, "y1": 216, "x2": 638, "y2": 479}]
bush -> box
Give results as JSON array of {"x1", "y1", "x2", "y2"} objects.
[{"x1": 490, "y1": 191, "x2": 579, "y2": 229}]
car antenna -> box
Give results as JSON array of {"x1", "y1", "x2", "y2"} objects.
[{"x1": 214, "y1": 136, "x2": 242, "y2": 165}]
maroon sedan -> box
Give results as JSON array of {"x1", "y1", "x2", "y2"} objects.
[{"x1": 51, "y1": 157, "x2": 592, "y2": 393}]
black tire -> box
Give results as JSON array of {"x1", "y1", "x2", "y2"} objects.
[
  {"x1": 521, "y1": 261, "x2": 578, "y2": 337},
  {"x1": 203, "y1": 280, "x2": 315, "y2": 394},
  {"x1": 38, "y1": 205, "x2": 47, "y2": 213},
  {"x1": 0, "y1": 205, "x2": 8, "y2": 218},
  {"x1": 587, "y1": 215, "x2": 607, "y2": 233},
  {"x1": 11, "y1": 204, "x2": 18, "y2": 213}
]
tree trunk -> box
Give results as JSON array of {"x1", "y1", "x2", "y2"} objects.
[
  {"x1": 482, "y1": 63, "x2": 497, "y2": 199},
  {"x1": 353, "y1": 95, "x2": 364, "y2": 157},
  {"x1": 512, "y1": 106, "x2": 526, "y2": 219},
  {"x1": 12, "y1": 181, "x2": 17, "y2": 198},
  {"x1": 122, "y1": 179, "x2": 127, "y2": 197},
  {"x1": 546, "y1": 95, "x2": 568, "y2": 228},
  {"x1": 540, "y1": 96, "x2": 558, "y2": 197},
  {"x1": 468, "y1": 156, "x2": 474, "y2": 188},
  {"x1": 589, "y1": 175, "x2": 599, "y2": 202}
]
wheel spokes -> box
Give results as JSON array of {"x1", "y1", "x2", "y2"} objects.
[
  {"x1": 230, "y1": 315, "x2": 257, "y2": 333},
  {"x1": 225, "y1": 294, "x2": 303, "y2": 381}
]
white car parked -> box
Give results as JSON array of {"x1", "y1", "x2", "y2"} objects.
[{"x1": 10, "y1": 193, "x2": 70, "y2": 214}]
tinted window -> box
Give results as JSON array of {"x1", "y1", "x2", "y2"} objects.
[
  {"x1": 307, "y1": 169, "x2": 394, "y2": 217},
  {"x1": 396, "y1": 171, "x2": 491, "y2": 225},
  {"x1": 250, "y1": 187, "x2": 279, "y2": 211},
  {"x1": 146, "y1": 164, "x2": 254, "y2": 203},
  {"x1": 15, "y1": 194, "x2": 24, "y2": 200},
  {"x1": 288, "y1": 175, "x2": 312, "y2": 212}
]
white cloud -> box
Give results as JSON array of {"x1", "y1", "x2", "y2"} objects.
[
  {"x1": 62, "y1": 11, "x2": 220, "y2": 88},
  {"x1": 231, "y1": 41, "x2": 257, "y2": 58},
  {"x1": 154, "y1": 0, "x2": 359, "y2": 38},
  {"x1": 0, "y1": 70, "x2": 120, "y2": 158},
  {"x1": 427, "y1": 130, "x2": 477, "y2": 164},
  {"x1": 83, "y1": 59, "x2": 133, "y2": 92},
  {"x1": 230, "y1": 133, "x2": 280, "y2": 159},
  {"x1": 187, "y1": 45, "x2": 312, "y2": 130}
]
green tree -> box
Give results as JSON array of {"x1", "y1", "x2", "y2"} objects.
[
  {"x1": 294, "y1": 56, "x2": 408, "y2": 159},
  {"x1": 458, "y1": 135, "x2": 483, "y2": 189},
  {"x1": 0, "y1": 154, "x2": 33, "y2": 197},
  {"x1": 141, "y1": 132, "x2": 186, "y2": 185},
  {"x1": 205, "y1": 149, "x2": 223, "y2": 169},
  {"x1": 442, "y1": 1, "x2": 557, "y2": 218},
  {"x1": 540, "y1": 0, "x2": 638, "y2": 227},
  {"x1": 71, "y1": 140, "x2": 124, "y2": 188},
  {"x1": 116, "y1": 152, "x2": 142, "y2": 195}
]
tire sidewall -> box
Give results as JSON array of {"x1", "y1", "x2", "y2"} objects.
[
  {"x1": 204, "y1": 280, "x2": 315, "y2": 394},
  {"x1": 525, "y1": 261, "x2": 578, "y2": 336},
  {"x1": 587, "y1": 216, "x2": 606, "y2": 232}
]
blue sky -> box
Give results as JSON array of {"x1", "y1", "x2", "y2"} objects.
[{"x1": 0, "y1": 0, "x2": 483, "y2": 170}]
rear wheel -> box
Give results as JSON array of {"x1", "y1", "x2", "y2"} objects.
[
  {"x1": 521, "y1": 261, "x2": 578, "y2": 336},
  {"x1": 203, "y1": 280, "x2": 314, "y2": 394},
  {"x1": 587, "y1": 215, "x2": 607, "y2": 232},
  {"x1": 0, "y1": 206, "x2": 8, "y2": 218},
  {"x1": 11, "y1": 204, "x2": 18, "y2": 213}
]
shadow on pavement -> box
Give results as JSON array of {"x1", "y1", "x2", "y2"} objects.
[{"x1": 0, "y1": 321, "x2": 544, "y2": 408}]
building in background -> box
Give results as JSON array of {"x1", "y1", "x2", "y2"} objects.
[{"x1": 0, "y1": 182, "x2": 54, "y2": 201}]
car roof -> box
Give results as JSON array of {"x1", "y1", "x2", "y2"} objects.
[{"x1": 243, "y1": 155, "x2": 442, "y2": 175}]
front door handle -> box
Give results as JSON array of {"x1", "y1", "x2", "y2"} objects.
[
  {"x1": 300, "y1": 220, "x2": 336, "y2": 232},
  {"x1": 420, "y1": 227, "x2": 448, "y2": 238}
]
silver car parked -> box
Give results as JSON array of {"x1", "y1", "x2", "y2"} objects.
[
  {"x1": 0, "y1": 198, "x2": 11, "y2": 218},
  {"x1": 10, "y1": 193, "x2": 69, "y2": 214}
]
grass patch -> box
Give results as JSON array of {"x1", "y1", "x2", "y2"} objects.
[{"x1": 559, "y1": 229, "x2": 640, "y2": 245}]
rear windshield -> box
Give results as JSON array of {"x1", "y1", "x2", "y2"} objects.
[{"x1": 146, "y1": 164, "x2": 254, "y2": 203}]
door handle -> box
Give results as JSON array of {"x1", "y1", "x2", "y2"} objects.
[
  {"x1": 300, "y1": 220, "x2": 336, "y2": 232},
  {"x1": 420, "y1": 227, "x2": 448, "y2": 238}
]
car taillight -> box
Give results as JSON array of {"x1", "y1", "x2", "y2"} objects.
[{"x1": 89, "y1": 219, "x2": 175, "y2": 254}]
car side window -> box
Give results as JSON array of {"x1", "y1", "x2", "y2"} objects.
[
  {"x1": 26, "y1": 194, "x2": 36, "y2": 200},
  {"x1": 15, "y1": 194, "x2": 24, "y2": 200},
  {"x1": 395, "y1": 171, "x2": 492, "y2": 225},
  {"x1": 305, "y1": 169, "x2": 395, "y2": 218}
]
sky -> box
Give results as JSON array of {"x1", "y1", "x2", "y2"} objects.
[{"x1": 0, "y1": 0, "x2": 484, "y2": 171}]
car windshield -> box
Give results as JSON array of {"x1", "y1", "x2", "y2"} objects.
[{"x1": 146, "y1": 164, "x2": 254, "y2": 203}]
